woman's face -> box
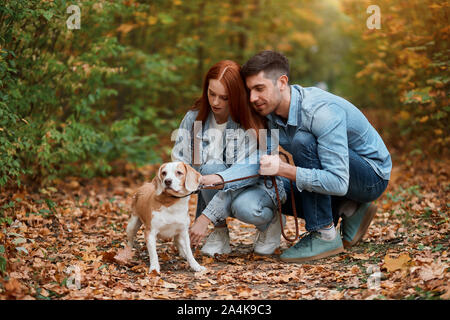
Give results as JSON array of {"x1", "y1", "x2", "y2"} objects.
[{"x1": 207, "y1": 79, "x2": 230, "y2": 124}]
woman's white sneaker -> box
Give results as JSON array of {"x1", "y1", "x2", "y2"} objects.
[
  {"x1": 200, "y1": 227, "x2": 232, "y2": 256},
  {"x1": 254, "y1": 214, "x2": 285, "y2": 255}
]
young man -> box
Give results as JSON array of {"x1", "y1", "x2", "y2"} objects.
[{"x1": 241, "y1": 51, "x2": 392, "y2": 262}]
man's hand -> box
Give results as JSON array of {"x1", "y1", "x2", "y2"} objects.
[
  {"x1": 259, "y1": 154, "x2": 297, "y2": 181},
  {"x1": 199, "y1": 174, "x2": 224, "y2": 189},
  {"x1": 189, "y1": 214, "x2": 211, "y2": 247},
  {"x1": 259, "y1": 154, "x2": 282, "y2": 176}
]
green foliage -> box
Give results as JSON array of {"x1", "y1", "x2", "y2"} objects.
[
  {"x1": 0, "y1": 0, "x2": 193, "y2": 186},
  {"x1": 1, "y1": 0, "x2": 353, "y2": 187},
  {"x1": 1, "y1": 0, "x2": 447, "y2": 187}
]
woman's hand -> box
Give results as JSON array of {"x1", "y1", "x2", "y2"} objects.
[
  {"x1": 199, "y1": 174, "x2": 224, "y2": 189},
  {"x1": 189, "y1": 214, "x2": 211, "y2": 247}
]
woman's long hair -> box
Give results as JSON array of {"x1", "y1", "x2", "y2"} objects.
[{"x1": 192, "y1": 60, "x2": 266, "y2": 133}]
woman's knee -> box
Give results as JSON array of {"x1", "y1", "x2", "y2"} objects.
[{"x1": 231, "y1": 191, "x2": 274, "y2": 226}]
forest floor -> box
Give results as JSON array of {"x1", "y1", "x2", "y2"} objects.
[{"x1": 0, "y1": 112, "x2": 449, "y2": 300}]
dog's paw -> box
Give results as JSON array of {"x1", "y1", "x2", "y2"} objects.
[{"x1": 192, "y1": 265, "x2": 206, "y2": 273}]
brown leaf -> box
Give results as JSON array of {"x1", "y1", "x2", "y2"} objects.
[
  {"x1": 113, "y1": 246, "x2": 134, "y2": 265},
  {"x1": 440, "y1": 285, "x2": 450, "y2": 300},
  {"x1": 202, "y1": 256, "x2": 215, "y2": 265},
  {"x1": 352, "y1": 253, "x2": 370, "y2": 260},
  {"x1": 161, "y1": 281, "x2": 178, "y2": 289},
  {"x1": 4, "y1": 278, "x2": 24, "y2": 297},
  {"x1": 350, "y1": 265, "x2": 361, "y2": 274},
  {"x1": 68, "y1": 180, "x2": 80, "y2": 189},
  {"x1": 415, "y1": 261, "x2": 447, "y2": 282},
  {"x1": 102, "y1": 251, "x2": 116, "y2": 263},
  {"x1": 148, "y1": 269, "x2": 160, "y2": 277}
]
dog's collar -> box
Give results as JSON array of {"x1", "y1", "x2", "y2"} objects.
[{"x1": 166, "y1": 189, "x2": 200, "y2": 198}]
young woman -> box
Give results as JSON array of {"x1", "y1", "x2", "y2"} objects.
[{"x1": 171, "y1": 60, "x2": 286, "y2": 256}]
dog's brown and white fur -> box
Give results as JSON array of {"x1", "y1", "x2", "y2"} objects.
[{"x1": 126, "y1": 162, "x2": 205, "y2": 273}]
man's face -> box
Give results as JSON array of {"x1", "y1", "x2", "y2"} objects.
[{"x1": 245, "y1": 71, "x2": 282, "y2": 117}]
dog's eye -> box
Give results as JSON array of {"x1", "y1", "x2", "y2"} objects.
[
  {"x1": 176, "y1": 171, "x2": 183, "y2": 175},
  {"x1": 161, "y1": 171, "x2": 167, "y2": 177}
]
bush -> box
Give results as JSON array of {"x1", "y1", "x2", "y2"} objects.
[
  {"x1": 0, "y1": 0, "x2": 196, "y2": 187},
  {"x1": 341, "y1": 0, "x2": 449, "y2": 154}
]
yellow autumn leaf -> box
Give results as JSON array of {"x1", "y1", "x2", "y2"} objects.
[
  {"x1": 383, "y1": 253, "x2": 411, "y2": 272},
  {"x1": 428, "y1": 3, "x2": 442, "y2": 9},
  {"x1": 148, "y1": 16, "x2": 158, "y2": 25},
  {"x1": 116, "y1": 23, "x2": 137, "y2": 34},
  {"x1": 398, "y1": 110, "x2": 411, "y2": 120},
  {"x1": 290, "y1": 32, "x2": 317, "y2": 48},
  {"x1": 419, "y1": 115, "x2": 429, "y2": 123}
]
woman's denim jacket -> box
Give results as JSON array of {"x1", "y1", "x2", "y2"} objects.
[{"x1": 171, "y1": 110, "x2": 286, "y2": 224}]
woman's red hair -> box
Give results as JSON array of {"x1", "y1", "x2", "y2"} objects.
[{"x1": 192, "y1": 60, "x2": 266, "y2": 133}]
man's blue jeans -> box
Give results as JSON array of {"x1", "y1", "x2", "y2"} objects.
[
  {"x1": 199, "y1": 161, "x2": 276, "y2": 231},
  {"x1": 280, "y1": 131, "x2": 389, "y2": 231}
]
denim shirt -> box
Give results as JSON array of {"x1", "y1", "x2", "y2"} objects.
[
  {"x1": 172, "y1": 110, "x2": 286, "y2": 224},
  {"x1": 267, "y1": 85, "x2": 392, "y2": 196}
]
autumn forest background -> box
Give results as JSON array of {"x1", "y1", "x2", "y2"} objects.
[{"x1": 0, "y1": 0, "x2": 448, "y2": 300}]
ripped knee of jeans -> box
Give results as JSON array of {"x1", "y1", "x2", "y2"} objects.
[{"x1": 232, "y1": 201, "x2": 274, "y2": 227}]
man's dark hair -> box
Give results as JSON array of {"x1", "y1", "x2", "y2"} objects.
[{"x1": 241, "y1": 50, "x2": 290, "y2": 83}]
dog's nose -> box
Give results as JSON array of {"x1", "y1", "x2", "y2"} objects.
[{"x1": 164, "y1": 179, "x2": 172, "y2": 187}]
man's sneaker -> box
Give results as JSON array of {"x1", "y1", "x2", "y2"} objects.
[
  {"x1": 280, "y1": 231, "x2": 344, "y2": 263},
  {"x1": 200, "y1": 227, "x2": 232, "y2": 256},
  {"x1": 254, "y1": 214, "x2": 286, "y2": 255},
  {"x1": 341, "y1": 202, "x2": 377, "y2": 248}
]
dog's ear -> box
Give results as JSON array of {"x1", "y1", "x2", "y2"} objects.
[
  {"x1": 155, "y1": 163, "x2": 166, "y2": 195},
  {"x1": 184, "y1": 163, "x2": 201, "y2": 192}
]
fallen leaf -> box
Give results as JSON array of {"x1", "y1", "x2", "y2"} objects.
[
  {"x1": 202, "y1": 256, "x2": 214, "y2": 265},
  {"x1": 352, "y1": 253, "x2": 370, "y2": 260},
  {"x1": 440, "y1": 285, "x2": 450, "y2": 299},
  {"x1": 350, "y1": 265, "x2": 360, "y2": 274},
  {"x1": 102, "y1": 251, "x2": 117, "y2": 263},
  {"x1": 416, "y1": 261, "x2": 447, "y2": 281},
  {"x1": 4, "y1": 278, "x2": 23, "y2": 297},
  {"x1": 113, "y1": 246, "x2": 134, "y2": 265},
  {"x1": 383, "y1": 253, "x2": 411, "y2": 272},
  {"x1": 161, "y1": 281, "x2": 177, "y2": 289},
  {"x1": 196, "y1": 292, "x2": 211, "y2": 299}
]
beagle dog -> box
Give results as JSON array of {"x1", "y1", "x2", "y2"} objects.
[{"x1": 126, "y1": 162, "x2": 205, "y2": 273}]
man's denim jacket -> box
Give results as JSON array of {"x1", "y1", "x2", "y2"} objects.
[
  {"x1": 267, "y1": 85, "x2": 392, "y2": 196},
  {"x1": 172, "y1": 110, "x2": 286, "y2": 224}
]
